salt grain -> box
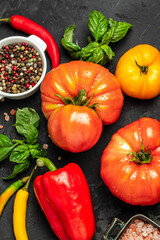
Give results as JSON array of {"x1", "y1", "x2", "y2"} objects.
[
  {"x1": 43, "y1": 144, "x2": 48, "y2": 150},
  {"x1": 4, "y1": 112, "x2": 9, "y2": 121},
  {"x1": 120, "y1": 219, "x2": 160, "y2": 240}
]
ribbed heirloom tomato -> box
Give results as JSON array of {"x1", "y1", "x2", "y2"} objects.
[
  {"x1": 115, "y1": 44, "x2": 160, "y2": 99},
  {"x1": 101, "y1": 118, "x2": 160, "y2": 205},
  {"x1": 41, "y1": 61, "x2": 124, "y2": 153}
]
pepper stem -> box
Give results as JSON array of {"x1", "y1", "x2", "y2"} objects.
[
  {"x1": 0, "y1": 17, "x2": 11, "y2": 23},
  {"x1": 23, "y1": 165, "x2": 37, "y2": 191},
  {"x1": 0, "y1": 176, "x2": 29, "y2": 216},
  {"x1": 135, "y1": 59, "x2": 148, "y2": 75},
  {"x1": 128, "y1": 140, "x2": 153, "y2": 165},
  {"x1": 36, "y1": 157, "x2": 57, "y2": 171}
]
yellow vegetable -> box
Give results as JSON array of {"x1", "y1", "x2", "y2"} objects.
[
  {"x1": 13, "y1": 189, "x2": 29, "y2": 240},
  {"x1": 13, "y1": 165, "x2": 37, "y2": 240}
]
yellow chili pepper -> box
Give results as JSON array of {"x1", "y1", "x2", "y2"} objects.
[
  {"x1": 0, "y1": 176, "x2": 29, "y2": 216},
  {"x1": 13, "y1": 165, "x2": 37, "y2": 240}
]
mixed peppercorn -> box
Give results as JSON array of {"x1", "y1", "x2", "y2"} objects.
[{"x1": 0, "y1": 42, "x2": 43, "y2": 94}]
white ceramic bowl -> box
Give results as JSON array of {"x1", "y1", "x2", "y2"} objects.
[{"x1": 0, "y1": 35, "x2": 47, "y2": 100}]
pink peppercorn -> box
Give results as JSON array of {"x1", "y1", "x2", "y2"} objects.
[
  {"x1": 5, "y1": 76, "x2": 8, "y2": 81},
  {"x1": 31, "y1": 83, "x2": 35, "y2": 87},
  {"x1": 11, "y1": 80, "x2": 14, "y2": 83},
  {"x1": 32, "y1": 55, "x2": 36, "y2": 58},
  {"x1": 4, "y1": 72, "x2": 7, "y2": 75},
  {"x1": 5, "y1": 54, "x2": 9, "y2": 59},
  {"x1": 26, "y1": 83, "x2": 30, "y2": 88},
  {"x1": 12, "y1": 67, "x2": 17, "y2": 71},
  {"x1": 22, "y1": 42, "x2": 26, "y2": 46}
]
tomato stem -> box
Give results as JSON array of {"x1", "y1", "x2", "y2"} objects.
[
  {"x1": 55, "y1": 89, "x2": 98, "y2": 111},
  {"x1": 135, "y1": 59, "x2": 148, "y2": 75},
  {"x1": 128, "y1": 140, "x2": 153, "y2": 165}
]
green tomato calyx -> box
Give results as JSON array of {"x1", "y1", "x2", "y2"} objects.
[
  {"x1": 55, "y1": 89, "x2": 98, "y2": 111},
  {"x1": 128, "y1": 140, "x2": 153, "y2": 165}
]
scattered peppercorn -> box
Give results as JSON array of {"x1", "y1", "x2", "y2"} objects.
[
  {"x1": 10, "y1": 109, "x2": 17, "y2": 116},
  {"x1": 0, "y1": 42, "x2": 43, "y2": 94}
]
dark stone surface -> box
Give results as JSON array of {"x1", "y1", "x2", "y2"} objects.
[{"x1": 0, "y1": 0, "x2": 160, "y2": 239}]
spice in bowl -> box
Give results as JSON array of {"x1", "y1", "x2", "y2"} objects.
[
  {"x1": 0, "y1": 42, "x2": 43, "y2": 94},
  {"x1": 120, "y1": 219, "x2": 160, "y2": 240}
]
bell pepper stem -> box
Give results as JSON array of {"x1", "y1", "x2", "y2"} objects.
[
  {"x1": 0, "y1": 176, "x2": 29, "y2": 216},
  {"x1": 36, "y1": 157, "x2": 57, "y2": 171}
]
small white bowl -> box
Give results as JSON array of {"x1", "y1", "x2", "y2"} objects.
[{"x1": 0, "y1": 35, "x2": 47, "y2": 100}]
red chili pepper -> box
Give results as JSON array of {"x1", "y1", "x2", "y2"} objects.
[
  {"x1": 34, "y1": 158, "x2": 96, "y2": 240},
  {"x1": 0, "y1": 15, "x2": 60, "y2": 69}
]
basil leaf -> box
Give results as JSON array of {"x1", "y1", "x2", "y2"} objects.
[
  {"x1": 81, "y1": 42, "x2": 99, "y2": 59},
  {"x1": 110, "y1": 21, "x2": 132, "y2": 43},
  {"x1": 28, "y1": 144, "x2": 47, "y2": 158},
  {"x1": 15, "y1": 123, "x2": 38, "y2": 144},
  {"x1": 88, "y1": 10, "x2": 108, "y2": 41},
  {"x1": 0, "y1": 134, "x2": 14, "y2": 161},
  {"x1": 61, "y1": 24, "x2": 81, "y2": 60},
  {"x1": 15, "y1": 108, "x2": 40, "y2": 129},
  {"x1": 9, "y1": 144, "x2": 30, "y2": 163},
  {"x1": 88, "y1": 48, "x2": 105, "y2": 64},
  {"x1": 3, "y1": 160, "x2": 30, "y2": 180},
  {"x1": 63, "y1": 24, "x2": 76, "y2": 42},
  {"x1": 101, "y1": 44, "x2": 115, "y2": 61},
  {"x1": 61, "y1": 39, "x2": 81, "y2": 59},
  {"x1": 101, "y1": 18, "x2": 117, "y2": 44}
]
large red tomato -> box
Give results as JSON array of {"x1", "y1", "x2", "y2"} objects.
[
  {"x1": 101, "y1": 118, "x2": 160, "y2": 205},
  {"x1": 41, "y1": 61, "x2": 124, "y2": 152}
]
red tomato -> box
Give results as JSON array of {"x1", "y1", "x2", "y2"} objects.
[
  {"x1": 101, "y1": 118, "x2": 160, "y2": 205},
  {"x1": 48, "y1": 105, "x2": 103, "y2": 153},
  {"x1": 41, "y1": 61, "x2": 123, "y2": 152}
]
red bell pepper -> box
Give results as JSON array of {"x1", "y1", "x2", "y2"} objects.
[{"x1": 34, "y1": 158, "x2": 96, "y2": 240}]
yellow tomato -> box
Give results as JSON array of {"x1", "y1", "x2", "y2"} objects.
[{"x1": 115, "y1": 44, "x2": 160, "y2": 99}]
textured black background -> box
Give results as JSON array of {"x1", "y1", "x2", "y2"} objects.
[{"x1": 0, "y1": 0, "x2": 160, "y2": 239}]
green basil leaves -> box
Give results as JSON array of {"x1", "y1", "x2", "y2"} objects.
[
  {"x1": 0, "y1": 108, "x2": 47, "y2": 179},
  {"x1": 61, "y1": 10, "x2": 132, "y2": 66}
]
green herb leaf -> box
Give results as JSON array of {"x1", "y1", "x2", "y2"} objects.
[
  {"x1": 9, "y1": 144, "x2": 30, "y2": 163},
  {"x1": 15, "y1": 123, "x2": 38, "y2": 144},
  {"x1": 15, "y1": 108, "x2": 40, "y2": 129},
  {"x1": 87, "y1": 47, "x2": 105, "y2": 64},
  {"x1": 81, "y1": 42, "x2": 99, "y2": 59},
  {"x1": 88, "y1": 10, "x2": 108, "y2": 41},
  {"x1": 101, "y1": 44, "x2": 115, "y2": 61},
  {"x1": 110, "y1": 21, "x2": 132, "y2": 43},
  {"x1": 63, "y1": 24, "x2": 76, "y2": 42},
  {"x1": 101, "y1": 18, "x2": 117, "y2": 44},
  {"x1": 0, "y1": 134, "x2": 14, "y2": 161},
  {"x1": 61, "y1": 39, "x2": 81, "y2": 59},
  {"x1": 61, "y1": 25, "x2": 81, "y2": 60},
  {"x1": 28, "y1": 144, "x2": 47, "y2": 158},
  {"x1": 3, "y1": 160, "x2": 30, "y2": 180}
]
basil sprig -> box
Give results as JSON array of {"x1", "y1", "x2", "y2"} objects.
[
  {"x1": 0, "y1": 108, "x2": 47, "y2": 179},
  {"x1": 61, "y1": 10, "x2": 132, "y2": 66}
]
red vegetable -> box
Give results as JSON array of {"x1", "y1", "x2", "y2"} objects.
[
  {"x1": 0, "y1": 15, "x2": 60, "y2": 68},
  {"x1": 101, "y1": 117, "x2": 160, "y2": 205},
  {"x1": 34, "y1": 159, "x2": 96, "y2": 240}
]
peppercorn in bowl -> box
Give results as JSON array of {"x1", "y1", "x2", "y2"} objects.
[{"x1": 0, "y1": 35, "x2": 47, "y2": 100}]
